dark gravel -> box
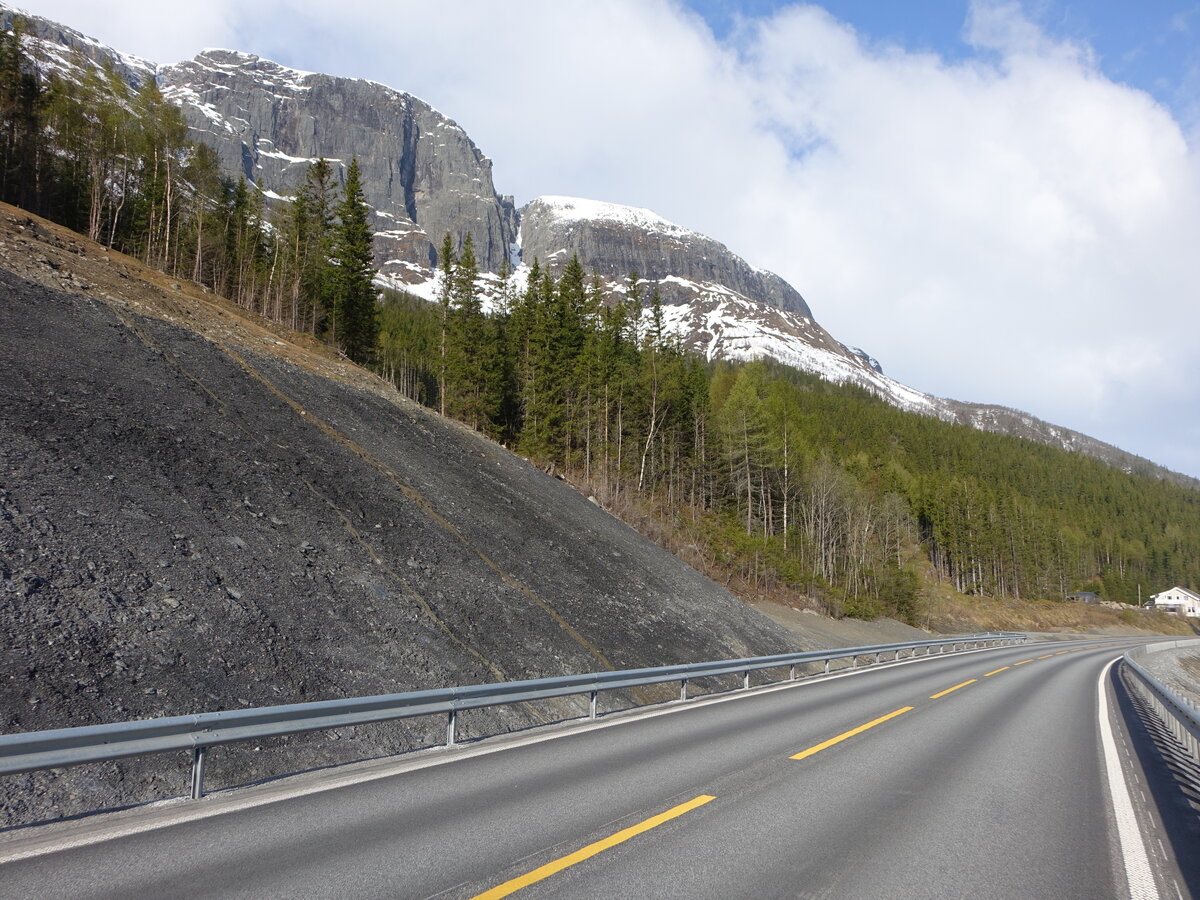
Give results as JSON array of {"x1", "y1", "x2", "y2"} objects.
[{"x1": 0, "y1": 268, "x2": 799, "y2": 826}]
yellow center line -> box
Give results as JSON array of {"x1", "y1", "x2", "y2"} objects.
[
  {"x1": 983, "y1": 666, "x2": 1010, "y2": 677},
  {"x1": 790, "y1": 706, "x2": 914, "y2": 761},
  {"x1": 470, "y1": 794, "x2": 716, "y2": 899},
  {"x1": 1037, "y1": 653, "x2": 1055, "y2": 659},
  {"x1": 930, "y1": 679, "x2": 977, "y2": 699},
  {"x1": 1013, "y1": 659, "x2": 1035, "y2": 666},
  {"x1": 1055, "y1": 650, "x2": 1070, "y2": 655}
]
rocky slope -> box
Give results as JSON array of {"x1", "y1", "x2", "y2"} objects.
[
  {"x1": 514, "y1": 196, "x2": 939, "y2": 413},
  {"x1": 0, "y1": 204, "x2": 800, "y2": 825}
]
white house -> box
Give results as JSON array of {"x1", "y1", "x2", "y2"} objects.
[{"x1": 1149, "y1": 586, "x2": 1200, "y2": 618}]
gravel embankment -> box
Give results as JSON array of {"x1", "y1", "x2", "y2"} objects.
[
  {"x1": 1134, "y1": 642, "x2": 1200, "y2": 709},
  {"x1": 0, "y1": 241, "x2": 800, "y2": 826}
]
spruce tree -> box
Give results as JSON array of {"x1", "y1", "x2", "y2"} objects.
[
  {"x1": 332, "y1": 158, "x2": 378, "y2": 364},
  {"x1": 0, "y1": 17, "x2": 44, "y2": 214}
]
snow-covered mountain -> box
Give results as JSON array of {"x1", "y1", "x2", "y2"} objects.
[{"x1": 1, "y1": 4, "x2": 1188, "y2": 484}]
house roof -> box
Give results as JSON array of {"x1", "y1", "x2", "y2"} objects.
[{"x1": 1151, "y1": 586, "x2": 1200, "y2": 602}]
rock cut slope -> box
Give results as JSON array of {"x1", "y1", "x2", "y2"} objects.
[{"x1": 0, "y1": 204, "x2": 799, "y2": 825}]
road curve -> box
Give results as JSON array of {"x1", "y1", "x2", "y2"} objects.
[{"x1": 0, "y1": 640, "x2": 1194, "y2": 899}]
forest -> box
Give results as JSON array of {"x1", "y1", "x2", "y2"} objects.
[{"x1": 4, "y1": 18, "x2": 1198, "y2": 622}]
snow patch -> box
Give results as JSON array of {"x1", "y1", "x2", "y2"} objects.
[{"x1": 530, "y1": 196, "x2": 698, "y2": 240}]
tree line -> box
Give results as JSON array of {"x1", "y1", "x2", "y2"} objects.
[{"x1": 0, "y1": 19, "x2": 378, "y2": 363}]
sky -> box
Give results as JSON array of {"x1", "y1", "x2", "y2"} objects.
[{"x1": 12, "y1": 1, "x2": 1200, "y2": 479}]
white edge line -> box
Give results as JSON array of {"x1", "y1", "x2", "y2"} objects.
[
  {"x1": 0, "y1": 642, "x2": 1028, "y2": 863},
  {"x1": 1097, "y1": 658, "x2": 1160, "y2": 900}
]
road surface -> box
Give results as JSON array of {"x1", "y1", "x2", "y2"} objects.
[{"x1": 1, "y1": 640, "x2": 1195, "y2": 898}]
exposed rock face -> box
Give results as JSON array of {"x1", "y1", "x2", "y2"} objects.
[
  {"x1": 517, "y1": 196, "x2": 904, "y2": 408},
  {"x1": 158, "y1": 51, "x2": 518, "y2": 277},
  {"x1": 520, "y1": 196, "x2": 811, "y2": 317}
]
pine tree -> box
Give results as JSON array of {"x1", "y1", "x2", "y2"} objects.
[{"x1": 332, "y1": 158, "x2": 378, "y2": 364}]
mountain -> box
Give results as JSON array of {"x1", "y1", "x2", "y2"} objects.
[{"x1": 1, "y1": 4, "x2": 1192, "y2": 487}]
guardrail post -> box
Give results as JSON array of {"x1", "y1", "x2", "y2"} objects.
[
  {"x1": 824, "y1": 659, "x2": 830, "y2": 675},
  {"x1": 680, "y1": 679, "x2": 688, "y2": 701},
  {"x1": 789, "y1": 664, "x2": 796, "y2": 681},
  {"x1": 447, "y1": 708, "x2": 457, "y2": 746},
  {"x1": 590, "y1": 690, "x2": 598, "y2": 719},
  {"x1": 874, "y1": 652, "x2": 880, "y2": 665},
  {"x1": 743, "y1": 670, "x2": 750, "y2": 690},
  {"x1": 190, "y1": 746, "x2": 207, "y2": 800}
]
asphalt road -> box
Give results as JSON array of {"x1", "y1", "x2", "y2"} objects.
[{"x1": 0, "y1": 641, "x2": 1194, "y2": 899}]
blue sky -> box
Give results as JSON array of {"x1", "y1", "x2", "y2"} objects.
[{"x1": 12, "y1": 0, "x2": 1200, "y2": 479}]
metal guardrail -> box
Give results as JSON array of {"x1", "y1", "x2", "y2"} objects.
[
  {"x1": 0, "y1": 631, "x2": 1025, "y2": 801},
  {"x1": 1121, "y1": 640, "x2": 1200, "y2": 768}
]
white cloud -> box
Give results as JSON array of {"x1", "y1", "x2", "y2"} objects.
[{"x1": 13, "y1": 0, "x2": 1200, "y2": 477}]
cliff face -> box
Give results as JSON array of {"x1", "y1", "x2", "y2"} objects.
[
  {"x1": 158, "y1": 51, "x2": 518, "y2": 277},
  {"x1": 520, "y1": 196, "x2": 811, "y2": 317}
]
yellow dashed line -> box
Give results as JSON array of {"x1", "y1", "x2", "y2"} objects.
[
  {"x1": 930, "y1": 679, "x2": 977, "y2": 699},
  {"x1": 791, "y1": 707, "x2": 914, "y2": 761},
  {"x1": 471, "y1": 795, "x2": 716, "y2": 898}
]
